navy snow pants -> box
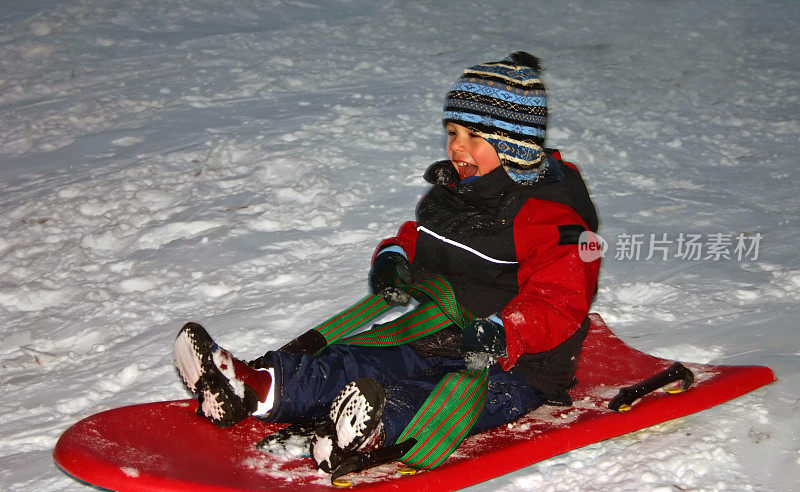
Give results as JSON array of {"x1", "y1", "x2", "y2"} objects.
[{"x1": 256, "y1": 343, "x2": 545, "y2": 444}]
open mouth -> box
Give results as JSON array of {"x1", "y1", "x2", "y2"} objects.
[{"x1": 453, "y1": 161, "x2": 478, "y2": 180}]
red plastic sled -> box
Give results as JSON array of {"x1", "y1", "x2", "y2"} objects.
[{"x1": 54, "y1": 314, "x2": 775, "y2": 491}]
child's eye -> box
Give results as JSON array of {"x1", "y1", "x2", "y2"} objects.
[{"x1": 469, "y1": 132, "x2": 481, "y2": 139}]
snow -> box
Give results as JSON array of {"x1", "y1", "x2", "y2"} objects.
[{"x1": 1, "y1": 0, "x2": 798, "y2": 490}]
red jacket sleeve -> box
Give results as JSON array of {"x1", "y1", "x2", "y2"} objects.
[
  {"x1": 498, "y1": 198, "x2": 600, "y2": 369},
  {"x1": 372, "y1": 221, "x2": 419, "y2": 263}
]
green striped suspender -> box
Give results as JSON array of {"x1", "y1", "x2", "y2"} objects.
[{"x1": 306, "y1": 277, "x2": 488, "y2": 469}]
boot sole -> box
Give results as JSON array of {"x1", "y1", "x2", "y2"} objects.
[
  {"x1": 173, "y1": 322, "x2": 252, "y2": 427},
  {"x1": 310, "y1": 379, "x2": 386, "y2": 473},
  {"x1": 173, "y1": 322, "x2": 216, "y2": 393},
  {"x1": 330, "y1": 378, "x2": 386, "y2": 453},
  {"x1": 198, "y1": 372, "x2": 253, "y2": 428}
]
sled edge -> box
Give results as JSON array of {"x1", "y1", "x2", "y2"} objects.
[{"x1": 373, "y1": 363, "x2": 775, "y2": 491}]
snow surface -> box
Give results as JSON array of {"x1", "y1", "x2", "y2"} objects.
[{"x1": 1, "y1": 0, "x2": 799, "y2": 490}]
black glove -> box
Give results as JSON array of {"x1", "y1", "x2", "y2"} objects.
[
  {"x1": 278, "y1": 328, "x2": 329, "y2": 355},
  {"x1": 369, "y1": 250, "x2": 412, "y2": 306},
  {"x1": 460, "y1": 317, "x2": 507, "y2": 370}
]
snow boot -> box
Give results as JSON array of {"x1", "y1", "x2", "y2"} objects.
[
  {"x1": 311, "y1": 378, "x2": 386, "y2": 473},
  {"x1": 173, "y1": 322, "x2": 272, "y2": 428}
]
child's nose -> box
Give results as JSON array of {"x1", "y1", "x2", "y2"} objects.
[{"x1": 449, "y1": 134, "x2": 466, "y2": 152}]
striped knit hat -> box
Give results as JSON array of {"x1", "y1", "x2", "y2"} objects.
[{"x1": 443, "y1": 52, "x2": 548, "y2": 184}]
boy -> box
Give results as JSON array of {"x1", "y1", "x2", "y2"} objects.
[{"x1": 173, "y1": 52, "x2": 599, "y2": 474}]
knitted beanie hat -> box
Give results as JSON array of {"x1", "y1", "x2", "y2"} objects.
[{"x1": 443, "y1": 52, "x2": 548, "y2": 184}]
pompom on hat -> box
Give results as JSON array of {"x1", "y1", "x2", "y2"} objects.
[{"x1": 443, "y1": 52, "x2": 550, "y2": 184}]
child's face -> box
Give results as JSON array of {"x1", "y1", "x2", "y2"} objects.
[{"x1": 445, "y1": 122, "x2": 501, "y2": 181}]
